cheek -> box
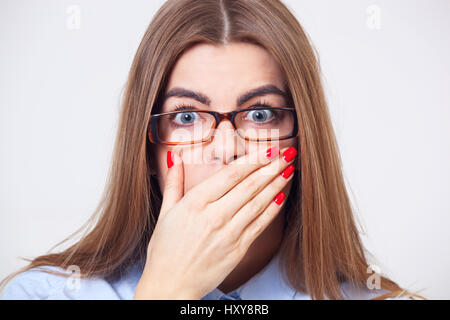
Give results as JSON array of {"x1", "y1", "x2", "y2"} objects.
[
  {"x1": 155, "y1": 146, "x2": 168, "y2": 172},
  {"x1": 154, "y1": 145, "x2": 170, "y2": 191},
  {"x1": 183, "y1": 163, "x2": 215, "y2": 193},
  {"x1": 278, "y1": 137, "x2": 298, "y2": 151}
]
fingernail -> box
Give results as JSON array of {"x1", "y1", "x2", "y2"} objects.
[
  {"x1": 281, "y1": 164, "x2": 294, "y2": 179},
  {"x1": 167, "y1": 151, "x2": 174, "y2": 169},
  {"x1": 266, "y1": 146, "x2": 279, "y2": 159},
  {"x1": 274, "y1": 192, "x2": 285, "y2": 205},
  {"x1": 282, "y1": 147, "x2": 297, "y2": 163}
]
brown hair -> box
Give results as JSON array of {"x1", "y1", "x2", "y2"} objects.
[{"x1": 1, "y1": 0, "x2": 426, "y2": 300}]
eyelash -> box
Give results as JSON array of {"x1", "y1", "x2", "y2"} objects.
[{"x1": 172, "y1": 99, "x2": 274, "y2": 112}]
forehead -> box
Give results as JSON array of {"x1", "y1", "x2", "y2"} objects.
[{"x1": 165, "y1": 42, "x2": 286, "y2": 101}]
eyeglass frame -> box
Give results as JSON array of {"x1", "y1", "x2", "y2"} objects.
[{"x1": 148, "y1": 106, "x2": 299, "y2": 145}]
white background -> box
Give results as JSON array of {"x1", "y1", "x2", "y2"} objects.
[{"x1": 1, "y1": 0, "x2": 449, "y2": 299}]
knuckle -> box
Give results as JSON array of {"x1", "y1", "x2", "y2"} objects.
[
  {"x1": 247, "y1": 200, "x2": 266, "y2": 215},
  {"x1": 226, "y1": 165, "x2": 242, "y2": 183},
  {"x1": 251, "y1": 220, "x2": 265, "y2": 237},
  {"x1": 205, "y1": 214, "x2": 226, "y2": 232},
  {"x1": 224, "y1": 224, "x2": 240, "y2": 246},
  {"x1": 244, "y1": 176, "x2": 260, "y2": 194},
  {"x1": 164, "y1": 179, "x2": 178, "y2": 191},
  {"x1": 230, "y1": 240, "x2": 245, "y2": 261},
  {"x1": 181, "y1": 195, "x2": 201, "y2": 212}
]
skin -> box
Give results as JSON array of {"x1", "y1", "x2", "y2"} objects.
[{"x1": 152, "y1": 42, "x2": 297, "y2": 295}]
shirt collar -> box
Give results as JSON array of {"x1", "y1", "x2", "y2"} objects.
[{"x1": 201, "y1": 250, "x2": 310, "y2": 300}]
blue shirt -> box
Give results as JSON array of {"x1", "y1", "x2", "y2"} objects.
[{"x1": 0, "y1": 250, "x2": 399, "y2": 300}]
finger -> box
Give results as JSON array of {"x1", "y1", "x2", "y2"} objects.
[
  {"x1": 211, "y1": 146, "x2": 297, "y2": 218},
  {"x1": 159, "y1": 150, "x2": 184, "y2": 218},
  {"x1": 237, "y1": 190, "x2": 288, "y2": 253},
  {"x1": 227, "y1": 161, "x2": 295, "y2": 242},
  {"x1": 185, "y1": 144, "x2": 280, "y2": 205}
]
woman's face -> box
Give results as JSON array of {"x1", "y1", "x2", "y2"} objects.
[{"x1": 154, "y1": 42, "x2": 297, "y2": 198}]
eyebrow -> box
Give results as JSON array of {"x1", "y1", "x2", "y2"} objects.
[{"x1": 162, "y1": 84, "x2": 288, "y2": 107}]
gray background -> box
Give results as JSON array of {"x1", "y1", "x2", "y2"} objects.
[{"x1": 1, "y1": 0, "x2": 449, "y2": 299}]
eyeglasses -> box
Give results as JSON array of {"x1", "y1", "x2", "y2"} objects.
[{"x1": 148, "y1": 106, "x2": 299, "y2": 145}]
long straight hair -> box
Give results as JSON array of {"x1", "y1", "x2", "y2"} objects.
[{"x1": 1, "y1": 0, "x2": 425, "y2": 299}]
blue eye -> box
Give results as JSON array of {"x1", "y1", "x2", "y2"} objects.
[
  {"x1": 173, "y1": 112, "x2": 199, "y2": 125},
  {"x1": 244, "y1": 109, "x2": 274, "y2": 123}
]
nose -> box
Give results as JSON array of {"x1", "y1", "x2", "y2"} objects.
[{"x1": 208, "y1": 119, "x2": 245, "y2": 165}]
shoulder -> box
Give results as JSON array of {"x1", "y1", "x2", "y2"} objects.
[
  {"x1": 1, "y1": 266, "x2": 70, "y2": 300},
  {"x1": 1, "y1": 265, "x2": 124, "y2": 300}
]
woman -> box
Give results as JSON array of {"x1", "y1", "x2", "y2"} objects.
[{"x1": 0, "y1": 0, "x2": 424, "y2": 300}]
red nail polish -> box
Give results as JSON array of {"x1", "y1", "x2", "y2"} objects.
[
  {"x1": 281, "y1": 164, "x2": 294, "y2": 179},
  {"x1": 266, "y1": 146, "x2": 279, "y2": 159},
  {"x1": 282, "y1": 147, "x2": 297, "y2": 163},
  {"x1": 274, "y1": 192, "x2": 285, "y2": 205},
  {"x1": 167, "y1": 151, "x2": 174, "y2": 169}
]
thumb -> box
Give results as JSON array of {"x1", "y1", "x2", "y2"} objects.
[{"x1": 160, "y1": 150, "x2": 184, "y2": 217}]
